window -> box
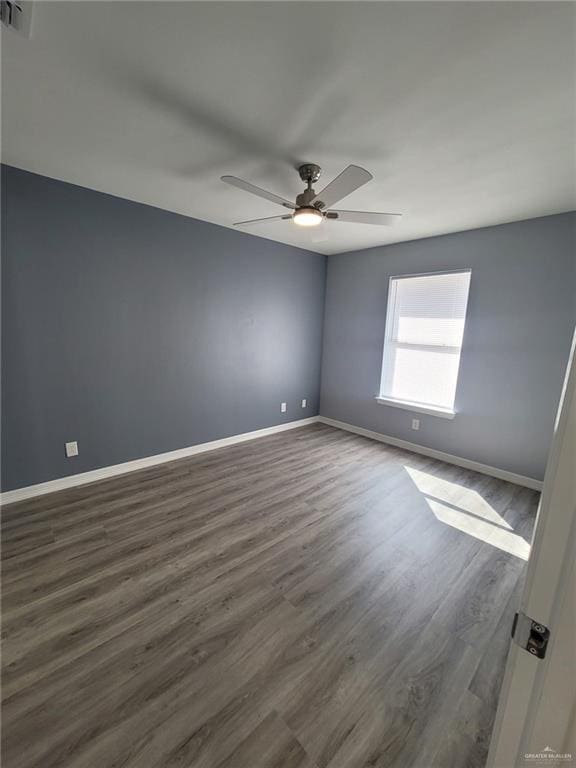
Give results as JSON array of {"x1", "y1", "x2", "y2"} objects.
[{"x1": 378, "y1": 270, "x2": 471, "y2": 418}]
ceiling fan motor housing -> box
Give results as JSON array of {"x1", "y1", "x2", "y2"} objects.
[{"x1": 296, "y1": 189, "x2": 320, "y2": 208}]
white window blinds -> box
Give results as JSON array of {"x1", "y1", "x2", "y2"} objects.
[{"x1": 380, "y1": 270, "x2": 471, "y2": 412}]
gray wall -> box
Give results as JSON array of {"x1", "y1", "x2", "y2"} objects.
[
  {"x1": 3, "y1": 165, "x2": 574, "y2": 492},
  {"x1": 1, "y1": 166, "x2": 326, "y2": 492},
  {"x1": 320, "y1": 213, "x2": 575, "y2": 481}
]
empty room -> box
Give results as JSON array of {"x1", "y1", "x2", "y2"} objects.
[{"x1": 1, "y1": 2, "x2": 575, "y2": 767}]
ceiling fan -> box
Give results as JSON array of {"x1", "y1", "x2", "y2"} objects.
[{"x1": 221, "y1": 164, "x2": 402, "y2": 229}]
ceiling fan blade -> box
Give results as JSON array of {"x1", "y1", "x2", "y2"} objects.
[
  {"x1": 221, "y1": 176, "x2": 295, "y2": 209},
  {"x1": 233, "y1": 214, "x2": 293, "y2": 227},
  {"x1": 326, "y1": 210, "x2": 402, "y2": 226},
  {"x1": 311, "y1": 165, "x2": 373, "y2": 209}
]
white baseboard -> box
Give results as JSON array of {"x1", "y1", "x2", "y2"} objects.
[
  {"x1": 2, "y1": 413, "x2": 542, "y2": 505},
  {"x1": 318, "y1": 416, "x2": 543, "y2": 491},
  {"x1": 1, "y1": 417, "x2": 320, "y2": 505}
]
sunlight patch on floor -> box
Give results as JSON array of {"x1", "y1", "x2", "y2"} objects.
[
  {"x1": 405, "y1": 466, "x2": 530, "y2": 560},
  {"x1": 405, "y1": 466, "x2": 513, "y2": 528},
  {"x1": 426, "y1": 499, "x2": 530, "y2": 560}
]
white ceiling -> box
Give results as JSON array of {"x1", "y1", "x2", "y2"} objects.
[{"x1": 2, "y1": 1, "x2": 574, "y2": 255}]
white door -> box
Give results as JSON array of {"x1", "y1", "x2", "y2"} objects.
[{"x1": 486, "y1": 329, "x2": 576, "y2": 768}]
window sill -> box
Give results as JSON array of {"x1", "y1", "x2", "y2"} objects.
[{"x1": 375, "y1": 396, "x2": 456, "y2": 420}]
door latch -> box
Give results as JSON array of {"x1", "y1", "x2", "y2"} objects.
[
  {"x1": 0, "y1": 1, "x2": 20, "y2": 27},
  {"x1": 512, "y1": 612, "x2": 550, "y2": 659},
  {"x1": 0, "y1": 0, "x2": 32, "y2": 36}
]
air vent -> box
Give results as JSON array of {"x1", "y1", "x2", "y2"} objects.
[{"x1": 0, "y1": 1, "x2": 33, "y2": 37}]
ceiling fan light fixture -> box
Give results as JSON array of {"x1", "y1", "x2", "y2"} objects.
[
  {"x1": 293, "y1": 207, "x2": 323, "y2": 227},
  {"x1": 222, "y1": 165, "x2": 402, "y2": 230}
]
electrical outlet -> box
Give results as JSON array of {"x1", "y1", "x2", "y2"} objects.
[
  {"x1": 281, "y1": 402, "x2": 287, "y2": 413},
  {"x1": 411, "y1": 419, "x2": 420, "y2": 431},
  {"x1": 301, "y1": 399, "x2": 307, "y2": 408},
  {"x1": 65, "y1": 441, "x2": 79, "y2": 457}
]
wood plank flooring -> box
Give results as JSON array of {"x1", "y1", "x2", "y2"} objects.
[{"x1": 1, "y1": 423, "x2": 538, "y2": 768}]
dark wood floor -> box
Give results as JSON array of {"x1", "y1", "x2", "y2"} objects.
[{"x1": 1, "y1": 423, "x2": 538, "y2": 768}]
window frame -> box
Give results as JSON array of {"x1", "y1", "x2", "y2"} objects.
[{"x1": 376, "y1": 268, "x2": 472, "y2": 419}]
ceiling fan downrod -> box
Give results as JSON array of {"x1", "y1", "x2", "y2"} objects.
[{"x1": 297, "y1": 163, "x2": 323, "y2": 208}]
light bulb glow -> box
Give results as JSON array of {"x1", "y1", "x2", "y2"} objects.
[{"x1": 293, "y1": 207, "x2": 323, "y2": 227}]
